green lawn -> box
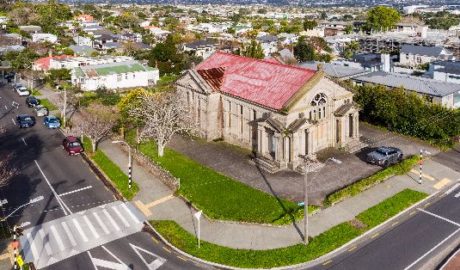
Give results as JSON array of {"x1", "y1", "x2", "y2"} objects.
[
  {"x1": 83, "y1": 137, "x2": 139, "y2": 200},
  {"x1": 125, "y1": 131, "x2": 312, "y2": 224},
  {"x1": 31, "y1": 89, "x2": 42, "y2": 96},
  {"x1": 325, "y1": 155, "x2": 420, "y2": 205},
  {"x1": 40, "y1": 98, "x2": 58, "y2": 111},
  {"x1": 151, "y1": 189, "x2": 427, "y2": 268},
  {"x1": 356, "y1": 189, "x2": 427, "y2": 228}
]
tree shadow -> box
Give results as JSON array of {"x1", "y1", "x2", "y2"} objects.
[{"x1": 252, "y1": 157, "x2": 304, "y2": 242}]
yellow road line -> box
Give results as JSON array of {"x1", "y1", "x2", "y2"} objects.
[
  {"x1": 348, "y1": 246, "x2": 357, "y2": 252},
  {"x1": 371, "y1": 233, "x2": 380, "y2": 239},
  {"x1": 152, "y1": 237, "x2": 159, "y2": 244},
  {"x1": 146, "y1": 195, "x2": 175, "y2": 208},
  {"x1": 177, "y1": 256, "x2": 187, "y2": 261},
  {"x1": 322, "y1": 260, "x2": 333, "y2": 266},
  {"x1": 162, "y1": 247, "x2": 172, "y2": 253}
]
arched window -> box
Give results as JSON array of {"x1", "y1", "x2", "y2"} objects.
[
  {"x1": 310, "y1": 93, "x2": 327, "y2": 120},
  {"x1": 311, "y1": 93, "x2": 327, "y2": 106}
]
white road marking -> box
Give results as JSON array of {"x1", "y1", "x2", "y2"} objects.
[
  {"x1": 34, "y1": 160, "x2": 72, "y2": 215},
  {"x1": 61, "y1": 221, "x2": 77, "y2": 247},
  {"x1": 26, "y1": 232, "x2": 39, "y2": 259},
  {"x1": 39, "y1": 229, "x2": 52, "y2": 256},
  {"x1": 21, "y1": 138, "x2": 27, "y2": 146},
  {"x1": 404, "y1": 228, "x2": 460, "y2": 270},
  {"x1": 86, "y1": 251, "x2": 98, "y2": 270},
  {"x1": 455, "y1": 191, "x2": 460, "y2": 198},
  {"x1": 4, "y1": 105, "x2": 7, "y2": 110},
  {"x1": 130, "y1": 243, "x2": 167, "y2": 270},
  {"x1": 417, "y1": 208, "x2": 460, "y2": 227},
  {"x1": 445, "y1": 183, "x2": 460, "y2": 195},
  {"x1": 112, "y1": 206, "x2": 130, "y2": 227},
  {"x1": 72, "y1": 218, "x2": 88, "y2": 242},
  {"x1": 103, "y1": 209, "x2": 120, "y2": 231},
  {"x1": 11, "y1": 118, "x2": 15, "y2": 125},
  {"x1": 101, "y1": 245, "x2": 127, "y2": 265},
  {"x1": 93, "y1": 212, "x2": 110, "y2": 235},
  {"x1": 50, "y1": 225, "x2": 65, "y2": 252},
  {"x1": 83, "y1": 215, "x2": 100, "y2": 239},
  {"x1": 121, "y1": 203, "x2": 141, "y2": 223},
  {"x1": 58, "y1": 185, "x2": 93, "y2": 197}
]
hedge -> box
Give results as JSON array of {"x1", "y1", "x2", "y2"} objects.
[{"x1": 324, "y1": 155, "x2": 420, "y2": 206}]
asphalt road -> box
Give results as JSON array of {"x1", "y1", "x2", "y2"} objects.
[
  {"x1": 0, "y1": 82, "x2": 214, "y2": 270},
  {"x1": 309, "y1": 184, "x2": 460, "y2": 270}
]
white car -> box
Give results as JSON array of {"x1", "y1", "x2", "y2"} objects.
[
  {"x1": 16, "y1": 86, "x2": 30, "y2": 96},
  {"x1": 34, "y1": 105, "x2": 49, "y2": 117}
]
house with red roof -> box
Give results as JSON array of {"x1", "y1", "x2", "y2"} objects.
[
  {"x1": 32, "y1": 55, "x2": 74, "y2": 71},
  {"x1": 176, "y1": 51, "x2": 360, "y2": 172}
]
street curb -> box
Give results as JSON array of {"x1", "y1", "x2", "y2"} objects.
[{"x1": 145, "y1": 185, "x2": 450, "y2": 270}]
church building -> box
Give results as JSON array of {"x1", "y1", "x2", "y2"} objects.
[{"x1": 175, "y1": 51, "x2": 360, "y2": 172}]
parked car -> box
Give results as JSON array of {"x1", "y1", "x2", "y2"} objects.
[
  {"x1": 26, "y1": 96, "x2": 40, "y2": 107},
  {"x1": 34, "y1": 105, "x2": 48, "y2": 117},
  {"x1": 43, "y1": 115, "x2": 60, "y2": 129},
  {"x1": 16, "y1": 86, "x2": 30, "y2": 96},
  {"x1": 62, "y1": 136, "x2": 84, "y2": 155},
  {"x1": 16, "y1": 114, "x2": 36, "y2": 128},
  {"x1": 366, "y1": 146, "x2": 403, "y2": 167}
]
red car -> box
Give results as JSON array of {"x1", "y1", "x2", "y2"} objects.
[{"x1": 62, "y1": 136, "x2": 84, "y2": 155}]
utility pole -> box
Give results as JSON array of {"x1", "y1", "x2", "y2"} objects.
[
  {"x1": 62, "y1": 86, "x2": 67, "y2": 128},
  {"x1": 112, "y1": 140, "x2": 132, "y2": 189}
]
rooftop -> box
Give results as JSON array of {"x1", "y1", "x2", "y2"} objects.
[
  {"x1": 73, "y1": 60, "x2": 156, "y2": 78},
  {"x1": 353, "y1": 71, "x2": 460, "y2": 97},
  {"x1": 299, "y1": 62, "x2": 369, "y2": 79},
  {"x1": 195, "y1": 51, "x2": 317, "y2": 110},
  {"x1": 400, "y1": 45, "x2": 451, "y2": 57},
  {"x1": 431, "y1": 61, "x2": 460, "y2": 75}
]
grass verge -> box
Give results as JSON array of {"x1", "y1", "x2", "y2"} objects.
[
  {"x1": 324, "y1": 155, "x2": 420, "y2": 206},
  {"x1": 356, "y1": 189, "x2": 427, "y2": 228},
  {"x1": 125, "y1": 131, "x2": 314, "y2": 224},
  {"x1": 40, "y1": 98, "x2": 58, "y2": 111},
  {"x1": 82, "y1": 137, "x2": 139, "y2": 200},
  {"x1": 151, "y1": 188, "x2": 427, "y2": 268}
]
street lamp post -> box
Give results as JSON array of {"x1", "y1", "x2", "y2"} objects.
[
  {"x1": 112, "y1": 140, "x2": 132, "y2": 189},
  {"x1": 298, "y1": 156, "x2": 341, "y2": 245}
]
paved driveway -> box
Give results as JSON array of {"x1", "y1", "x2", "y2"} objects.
[
  {"x1": 433, "y1": 145, "x2": 460, "y2": 173},
  {"x1": 169, "y1": 123, "x2": 439, "y2": 205}
]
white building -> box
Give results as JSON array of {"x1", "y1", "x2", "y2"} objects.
[
  {"x1": 428, "y1": 61, "x2": 460, "y2": 85},
  {"x1": 73, "y1": 36, "x2": 93, "y2": 47},
  {"x1": 71, "y1": 60, "x2": 159, "y2": 91},
  {"x1": 399, "y1": 45, "x2": 454, "y2": 68},
  {"x1": 31, "y1": 33, "x2": 58, "y2": 44},
  {"x1": 51, "y1": 56, "x2": 133, "y2": 70}
]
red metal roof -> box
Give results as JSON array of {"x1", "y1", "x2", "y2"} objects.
[
  {"x1": 33, "y1": 55, "x2": 73, "y2": 71},
  {"x1": 196, "y1": 51, "x2": 316, "y2": 110}
]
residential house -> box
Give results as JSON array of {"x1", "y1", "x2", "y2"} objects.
[
  {"x1": 183, "y1": 39, "x2": 218, "y2": 60},
  {"x1": 144, "y1": 26, "x2": 170, "y2": 41},
  {"x1": 257, "y1": 35, "x2": 278, "y2": 56},
  {"x1": 319, "y1": 21, "x2": 351, "y2": 36},
  {"x1": 299, "y1": 62, "x2": 370, "y2": 80},
  {"x1": 175, "y1": 52, "x2": 360, "y2": 172},
  {"x1": 399, "y1": 45, "x2": 454, "y2": 68},
  {"x1": 73, "y1": 36, "x2": 93, "y2": 47},
  {"x1": 51, "y1": 56, "x2": 133, "y2": 70},
  {"x1": 19, "y1": 25, "x2": 42, "y2": 34},
  {"x1": 428, "y1": 60, "x2": 460, "y2": 84},
  {"x1": 69, "y1": 45, "x2": 96, "y2": 57},
  {"x1": 32, "y1": 55, "x2": 74, "y2": 71},
  {"x1": 352, "y1": 71, "x2": 460, "y2": 109},
  {"x1": 31, "y1": 33, "x2": 58, "y2": 44},
  {"x1": 71, "y1": 60, "x2": 159, "y2": 91},
  {"x1": 278, "y1": 33, "x2": 298, "y2": 45},
  {"x1": 75, "y1": 14, "x2": 94, "y2": 23}
]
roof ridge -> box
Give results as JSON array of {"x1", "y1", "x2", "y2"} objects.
[{"x1": 211, "y1": 51, "x2": 315, "y2": 73}]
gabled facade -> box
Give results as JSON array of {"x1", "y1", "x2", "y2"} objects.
[{"x1": 176, "y1": 52, "x2": 360, "y2": 172}]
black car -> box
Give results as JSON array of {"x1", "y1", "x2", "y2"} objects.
[
  {"x1": 366, "y1": 146, "x2": 403, "y2": 167},
  {"x1": 16, "y1": 114, "x2": 36, "y2": 128},
  {"x1": 26, "y1": 96, "x2": 40, "y2": 107}
]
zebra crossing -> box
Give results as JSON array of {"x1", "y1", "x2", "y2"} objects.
[{"x1": 20, "y1": 201, "x2": 145, "y2": 269}]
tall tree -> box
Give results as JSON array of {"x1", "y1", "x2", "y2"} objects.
[
  {"x1": 242, "y1": 39, "x2": 264, "y2": 59},
  {"x1": 366, "y1": 6, "x2": 401, "y2": 32},
  {"x1": 77, "y1": 103, "x2": 118, "y2": 152},
  {"x1": 128, "y1": 91, "x2": 194, "y2": 157},
  {"x1": 294, "y1": 37, "x2": 315, "y2": 62},
  {"x1": 303, "y1": 19, "x2": 318, "y2": 30}
]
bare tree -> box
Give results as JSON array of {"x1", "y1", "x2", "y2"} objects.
[
  {"x1": 129, "y1": 90, "x2": 194, "y2": 157},
  {"x1": 77, "y1": 103, "x2": 119, "y2": 152}
]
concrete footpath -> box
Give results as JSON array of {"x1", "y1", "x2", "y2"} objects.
[
  {"x1": 36, "y1": 85, "x2": 460, "y2": 250},
  {"x1": 99, "y1": 139, "x2": 460, "y2": 250}
]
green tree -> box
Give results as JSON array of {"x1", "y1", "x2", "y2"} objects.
[
  {"x1": 366, "y1": 6, "x2": 401, "y2": 32},
  {"x1": 242, "y1": 39, "x2": 264, "y2": 59},
  {"x1": 5, "y1": 48, "x2": 38, "y2": 70},
  {"x1": 294, "y1": 37, "x2": 315, "y2": 62},
  {"x1": 303, "y1": 19, "x2": 318, "y2": 30},
  {"x1": 344, "y1": 25, "x2": 354, "y2": 34},
  {"x1": 343, "y1": 41, "x2": 360, "y2": 59}
]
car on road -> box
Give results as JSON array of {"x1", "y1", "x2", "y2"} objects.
[
  {"x1": 26, "y1": 96, "x2": 40, "y2": 107},
  {"x1": 366, "y1": 146, "x2": 403, "y2": 167},
  {"x1": 16, "y1": 114, "x2": 36, "y2": 128},
  {"x1": 43, "y1": 115, "x2": 60, "y2": 129},
  {"x1": 63, "y1": 136, "x2": 84, "y2": 155},
  {"x1": 34, "y1": 105, "x2": 48, "y2": 117},
  {"x1": 16, "y1": 86, "x2": 30, "y2": 96}
]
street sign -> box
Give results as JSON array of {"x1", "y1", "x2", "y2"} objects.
[{"x1": 16, "y1": 255, "x2": 24, "y2": 267}]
